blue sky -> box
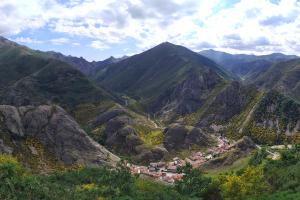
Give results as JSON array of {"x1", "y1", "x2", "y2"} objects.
[{"x1": 1, "y1": 0, "x2": 300, "y2": 61}]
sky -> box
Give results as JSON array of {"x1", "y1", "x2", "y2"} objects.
[{"x1": 1, "y1": 0, "x2": 300, "y2": 61}]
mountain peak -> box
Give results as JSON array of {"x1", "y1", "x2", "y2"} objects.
[
  {"x1": 148, "y1": 42, "x2": 192, "y2": 55},
  {"x1": 155, "y1": 41, "x2": 178, "y2": 48},
  {"x1": 0, "y1": 36, "x2": 17, "y2": 47}
]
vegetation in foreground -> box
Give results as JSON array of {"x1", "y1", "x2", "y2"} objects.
[{"x1": 2, "y1": 146, "x2": 300, "y2": 200}]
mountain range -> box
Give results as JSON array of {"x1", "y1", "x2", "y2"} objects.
[
  {"x1": 199, "y1": 49, "x2": 298, "y2": 80},
  {"x1": 0, "y1": 35, "x2": 299, "y2": 170}
]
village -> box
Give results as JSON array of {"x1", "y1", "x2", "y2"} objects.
[{"x1": 128, "y1": 136, "x2": 232, "y2": 184}]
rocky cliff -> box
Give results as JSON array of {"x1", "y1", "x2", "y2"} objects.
[{"x1": 0, "y1": 105, "x2": 119, "y2": 168}]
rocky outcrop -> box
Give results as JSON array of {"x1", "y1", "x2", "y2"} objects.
[
  {"x1": 0, "y1": 105, "x2": 24, "y2": 137},
  {"x1": 163, "y1": 124, "x2": 213, "y2": 151},
  {"x1": 137, "y1": 146, "x2": 168, "y2": 164},
  {"x1": 88, "y1": 106, "x2": 166, "y2": 163},
  {"x1": 0, "y1": 105, "x2": 119, "y2": 166},
  {"x1": 91, "y1": 107, "x2": 127, "y2": 128},
  {"x1": 101, "y1": 115, "x2": 143, "y2": 155}
]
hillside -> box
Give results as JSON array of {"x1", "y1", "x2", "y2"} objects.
[
  {"x1": 251, "y1": 58, "x2": 300, "y2": 102},
  {"x1": 0, "y1": 36, "x2": 49, "y2": 88},
  {"x1": 0, "y1": 59, "x2": 112, "y2": 109},
  {"x1": 0, "y1": 36, "x2": 116, "y2": 111},
  {"x1": 0, "y1": 37, "x2": 179, "y2": 164},
  {"x1": 95, "y1": 42, "x2": 233, "y2": 119},
  {"x1": 199, "y1": 49, "x2": 297, "y2": 80}
]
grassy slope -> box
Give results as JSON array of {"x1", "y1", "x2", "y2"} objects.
[
  {"x1": 0, "y1": 38, "x2": 115, "y2": 111},
  {"x1": 204, "y1": 155, "x2": 252, "y2": 176},
  {"x1": 0, "y1": 44, "x2": 49, "y2": 88}
]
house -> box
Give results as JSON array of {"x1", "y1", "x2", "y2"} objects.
[
  {"x1": 149, "y1": 167, "x2": 158, "y2": 172},
  {"x1": 166, "y1": 165, "x2": 177, "y2": 173},
  {"x1": 205, "y1": 154, "x2": 213, "y2": 160},
  {"x1": 157, "y1": 162, "x2": 166, "y2": 168},
  {"x1": 149, "y1": 162, "x2": 158, "y2": 168}
]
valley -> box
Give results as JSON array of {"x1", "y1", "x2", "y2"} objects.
[{"x1": 0, "y1": 35, "x2": 299, "y2": 200}]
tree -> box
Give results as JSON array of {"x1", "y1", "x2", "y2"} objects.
[
  {"x1": 175, "y1": 163, "x2": 212, "y2": 198},
  {"x1": 220, "y1": 166, "x2": 270, "y2": 200}
]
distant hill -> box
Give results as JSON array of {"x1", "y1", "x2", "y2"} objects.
[
  {"x1": 46, "y1": 51, "x2": 127, "y2": 75},
  {"x1": 199, "y1": 49, "x2": 297, "y2": 80},
  {"x1": 251, "y1": 58, "x2": 300, "y2": 102}
]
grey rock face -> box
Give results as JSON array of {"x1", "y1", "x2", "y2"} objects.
[
  {"x1": 163, "y1": 124, "x2": 188, "y2": 150},
  {"x1": 198, "y1": 81, "x2": 257, "y2": 127},
  {"x1": 102, "y1": 116, "x2": 143, "y2": 155},
  {"x1": 138, "y1": 146, "x2": 168, "y2": 163},
  {"x1": 0, "y1": 105, "x2": 119, "y2": 166},
  {"x1": 92, "y1": 108, "x2": 126, "y2": 128},
  {"x1": 0, "y1": 139, "x2": 13, "y2": 154},
  {"x1": 163, "y1": 124, "x2": 212, "y2": 151},
  {"x1": 152, "y1": 69, "x2": 222, "y2": 122},
  {"x1": 0, "y1": 105, "x2": 24, "y2": 137}
]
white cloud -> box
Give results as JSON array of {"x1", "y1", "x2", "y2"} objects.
[
  {"x1": 0, "y1": 0, "x2": 55, "y2": 35},
  {"x1": 49, "y1": 37, "x2": 70, "y2": 45},
  {"x1": 90, "y1": 40, "x2": 109, "y2": 50},
  {"x1": 13, "y1": 37, "x2": 43, "y2": 44},
  {"x1": 1, "y1": 0, "x2": 300, "y2": 55}
]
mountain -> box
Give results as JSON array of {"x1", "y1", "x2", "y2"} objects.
[
  {"x1": 94, "y1": 42, "x2": 233, "y2": 120},
  {"x1": 251, "y1": 58, "x2": 300, "y2": 102},
  {"x1": 46, "y1": 51, "x2": 126, "y2": 75},
  {"x1": 0, "y1": 36, "x2": 114, "y2": 110},
  {"x1": 199, "y1": 49, "x2": 298, "y2": 80},
  {"x1": 0, "y1": 35, "x2": 299, "y2": 168},
  {"x1": 46, "y1": 51, "x2": 96, "y2": 75},
  {"x1": 0, "y1": 37, "x2": 177, "y2": 163},
  {"x1": 0, "y1": 36, "x2": 48, "y2": 88},
  {"x1": 91, "y1": 42, "x2": 300, "y2": 146}
]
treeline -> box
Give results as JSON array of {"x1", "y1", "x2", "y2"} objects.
[{"x1": 1, "y1": 148, "x2": 300, "y2": 200}]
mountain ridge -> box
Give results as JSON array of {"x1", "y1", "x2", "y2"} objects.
[{"x1": 199, "y1": 49, "x2": 298, "y2": 80}]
